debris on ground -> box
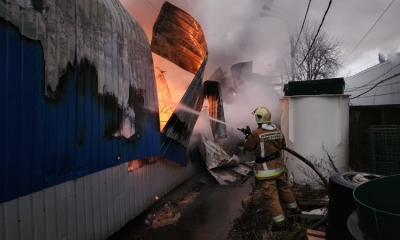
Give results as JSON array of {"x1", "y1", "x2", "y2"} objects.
[
  {"x1": 141, "y1": 182, "x2": 204, "y2": 230},
  {"x1": 229, "y1": 181, "x2": 327, "y2": 240},
  {"x1": 306, "y1": 229, "x2": 326, "y2": 240},
  {"x1": 291, "y1": 184, "x2": 328, "y2": 210},
  {"x1": 301, "y1": 208, "x2": 327, "y2": 215},
  {"x1": 228, "y1": 198, "x2": 314, "y2": 240},
  {"x1": 197, "y1": 135, "x2": 254, "y2": 185}
]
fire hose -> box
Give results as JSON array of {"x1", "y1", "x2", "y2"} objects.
[
  {"x1": 237, "y1": 127, "x2": 329, "y2": 189},
  {"x1": 282, "y1": 146, "x2": 329, "y2": 189},
  {"x1": 281, "y1": 146, "x2": 329, "y2": 240}
]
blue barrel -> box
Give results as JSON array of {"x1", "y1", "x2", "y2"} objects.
[{"x1": 353, "y1": 174, "x2": 400, "y2": 240}]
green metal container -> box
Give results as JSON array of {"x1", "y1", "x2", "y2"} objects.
[
  {"x1": 283, "y1": 78, "x2": 345, "y2": 96},
  {"x1": 353, "y1": 174, "x2": 400, "y2": 240}
]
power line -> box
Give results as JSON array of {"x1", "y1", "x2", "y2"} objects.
[
  {"x1": 342, "y1": 0, "x2": 394, "y2": 64},
  {"x1": 357, "y1": 89, "x2": 400, "y2": 99},
  {"x1": 294, "y1": 0, "x2": 312, "y2": 50},
  {"x1": 345, "y1": 61, "x2": 400, "y2": 92},
  {"x1": 145, "y1": 0, "x2": 159, "y2": 12},
  {"x1": 350, "y1": 72, "x2": 400, "y2": 99},
  {"x1": 298, "y1": 0, "x2": 332, "y2": 67},
  {"x1": 348, "y1": 79, "x2": 400, "y2": 92}
]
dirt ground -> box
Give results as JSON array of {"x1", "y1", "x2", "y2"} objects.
[
  {"x1": 227, "y1": 183, "x2": 328, "y2": 240},
  {"x1": 107, "y1": 163, "x2": 253, "y2": 240},
  {"x1": 107, "y1": 156, "x2": 328, "y2": 240},
  {"x1": 227, "y1": 197, "x2": 311, "y2": 240}
]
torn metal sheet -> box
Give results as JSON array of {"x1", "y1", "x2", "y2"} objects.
[
  {"x1": 151, "y1": 2, "x2": 208, "y2": 165},
  {"x1": 209, "y1": 67, "x2": 235, "y2": 104},
  {"x1": 199, "y1": 135, "x2": 239, "y2": 169},
  {"x1": 208, "y1": 164, "x2": 253, "y2": 185},
  {"x1": 230, "y1": 61, "x2": 253, "y2": 89},
  {"x1": 151, "y1": 2, "x2": 207, "y2": 75},
  {"x1": 209, "y1": 67, "x2": 225, "y2": 82},
  {"x1": 231, "y1": 164, "x2": 253, "y2": 176},
  {"x1": 203, "y1": 81, "x2": 227, "y2": 140},
  {"x1": 208, "y1": 168, "x2": 243, "y2": 185},
  {"x1": 198, "y1": 135, "x2": 253, "y2": 185}
]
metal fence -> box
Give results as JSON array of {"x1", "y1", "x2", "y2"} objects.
[{"x1": 349, "y1": 105, "x2": 400, "y2": 175}]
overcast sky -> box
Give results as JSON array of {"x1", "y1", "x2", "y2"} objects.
[{"x1": 120, "y1": 0, "x2": 399, "y2": 84}]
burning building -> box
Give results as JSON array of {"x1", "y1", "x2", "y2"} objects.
[{"x1": 0, "y1": 1, "x2": 225, "y2": 239}]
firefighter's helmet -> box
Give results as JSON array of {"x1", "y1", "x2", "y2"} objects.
[{"x1": 252, "y1": 107, "x2": 271, "y2": 124}]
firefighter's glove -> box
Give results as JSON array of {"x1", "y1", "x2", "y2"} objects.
[{"x1": 238, "y1": 126, "x2": 251, "y2": 139}]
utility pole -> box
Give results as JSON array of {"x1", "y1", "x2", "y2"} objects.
[{"x1": 290, "y1": 35, "x2": 295, "y2": 82}]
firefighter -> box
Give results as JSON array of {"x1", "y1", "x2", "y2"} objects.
[{"x1": 242, "y1": 106, "x2": 300, "y2": 231}]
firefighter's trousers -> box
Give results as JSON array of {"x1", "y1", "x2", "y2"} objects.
[{"x1": 254, "y1": 173, "x2": 297, "y2": 226}]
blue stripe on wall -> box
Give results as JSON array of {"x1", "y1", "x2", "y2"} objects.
[
  {"x1": 161, "y1": 136, "x2": 188, "y2": 166},
  {"x1": 0, "y1": 19, "x2": 161, "y2": 204}
]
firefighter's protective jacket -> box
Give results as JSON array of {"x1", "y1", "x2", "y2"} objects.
[{"x1": 244, "y1": 125, "x2": 286, "y2": 180}]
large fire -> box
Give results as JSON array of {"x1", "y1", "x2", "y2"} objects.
[{"x1": 154, "y1": 67, "x2": 176, "y2": 131}]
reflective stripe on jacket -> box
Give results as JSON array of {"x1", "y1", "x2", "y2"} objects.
[{"x1": 244, "y1": 127, "x2": 286, "y2": 180}]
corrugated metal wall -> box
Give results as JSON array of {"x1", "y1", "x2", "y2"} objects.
[
  {"x1": 0, "y1": 159, "x2": 196, "y2": 240},
  {"x1": 0, "y1": 1, "x2": 200, "y2": 239},
  {"x1": 345, "y1": 55, "x2": 400, "y2": 105},
  {"x1": 0, "y1": 0, "x2": 160, "y2": 203}
]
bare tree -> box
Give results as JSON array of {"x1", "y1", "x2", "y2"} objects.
[{"x1": 279, "y1": 21, "x2": 344, "y2": 81}]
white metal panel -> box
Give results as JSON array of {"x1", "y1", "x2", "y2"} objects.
[
  {"x1": 281, "y1": 95, "x2": 350, "y2": 188},
  {"x1": 45, "y1": 187, "x2": 57, "y2": 240},
  {"x1": 56, "y1": 184, "x2": 67, "y2": 240},
  {"x1": 84, "y1": 175, "x2": 94, "y2": 240},
  {"x1": 32, "y1": 191, "x2": 46, "y2": 240},
  {"x1": 1, "y1": 159, "x2": 195, "y2": 240},
  {"x1": 118, "y1": 164, "x2": 126, "y2": 228},
  {"x1": 98, "y1": 170, "x2": 108, "y2": 240},
  {"x1": 65, "y1": 181, "x2": 77, "y2": 240},
  {"x1": 19, "y1": 195, "x2": 33, "y2": 240},
  {"x1": 336, "y1": 96, "x2": 342, "y2": 146},
  {"x1": 133, "y1": 163, "x2": 141, "y2": 217},
  {"x1": 105, "y1": 167, "x2": 114, "y2": 236},
  {"x1": 92, "y1": 173, "x2": 102, "y2": 240},
  {"x1": 128, "y1": 164, "x2": 135, "y2": 221},
  {"x1": 75, "y1": 177, "x2": 86, "y2": 240},
  {"x1": 112, "y1": 166, "x2": 121, "y2": 233},
  {"x1": 0, "y1": 203, "x2": 5, "y2": 240},
  {"x1": 122, "y1": 164, "x2": 132, "y2": 222},
  {"x1": 4, "y1": 199, "x2": 19, "y2": 240}
]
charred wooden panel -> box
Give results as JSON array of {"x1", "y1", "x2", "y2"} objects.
[
  {"x1": 160, "y1": 59, "x2": 206, "y2": 165},
  {"x1": 203, "y1": 80, "x2": 227, "y2": 140}
]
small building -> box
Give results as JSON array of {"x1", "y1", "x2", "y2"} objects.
[
  {"x1": 345, "y1": 53, "x2": 400, "y2": 106},
  {"x1": 345, "y1": 53, "x2": 400, "y2": 175}
]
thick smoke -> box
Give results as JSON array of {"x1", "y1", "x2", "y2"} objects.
[
  {"x1": 120, "y1": 0, "x2": 400, "y2": 151},
  {"x1": 120, "y1": 0, "x2": 289, "y2": 147}
]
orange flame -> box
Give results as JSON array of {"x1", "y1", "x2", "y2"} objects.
[
  {"x1": 154, "y1": 67, "x2": 176, "y2": 131},
  {"x1": 127, "y1": 159, "x2": 147, "y2": 171}
]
